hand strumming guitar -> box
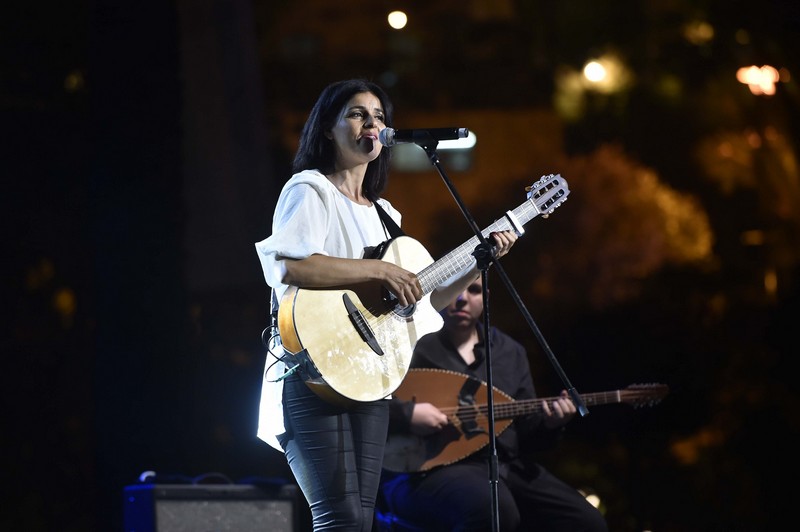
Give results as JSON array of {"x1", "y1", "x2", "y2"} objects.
[{"x1": 410, "y1": 402, "x2": 450, "y2": 436}]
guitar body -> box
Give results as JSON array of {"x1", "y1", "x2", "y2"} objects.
[
  {"x1": 383, "y1": 369, "x2": 514, "y2": 472},
  {"x1": 278, "y1": 236, "x2": 445, "y2": 405}
]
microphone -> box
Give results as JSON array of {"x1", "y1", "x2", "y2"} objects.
[{"x1": 379, "y1": 127, "x2": 469, "y2": 147}]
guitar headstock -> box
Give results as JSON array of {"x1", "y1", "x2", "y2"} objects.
[
  {"x1": 620, "y1": 383, "x2": 670, "y2": 408},
  {"x1": 526, "y1": 174, "x2": 569, "y2": 218}
]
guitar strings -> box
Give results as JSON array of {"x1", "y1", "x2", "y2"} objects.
[{"x1": 432, "y1": 389, "x2": 667, "y2": 422}]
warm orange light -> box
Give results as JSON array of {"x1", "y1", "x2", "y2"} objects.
[
  {"x1": 53, "y1": 287, "x2": 77, "y2": 318},
  {"x1": 583, "y1": 61, "x2": 606, "y2": 83},
  {"x1": 581, "y1": 54, "x2": 632, "y2": 94},
  {"x1": 741, "y1": 230, "x2": 764, "y2": 246},
  {"x1": 683, "y1": 20, "x2": 714, "y2": 45},
  {"x1": 764, "y1": 268, "x2": 777, "y2": 296},
  {"x1": 736, "y1": 65, "x2": 780, "y2": 96}
]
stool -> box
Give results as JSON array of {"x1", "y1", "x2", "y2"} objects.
[
  {"x1": 374, "y1": 507, "x2": 426, "y2": 532},
  {"x1": 374, "y1": 479, "x2": 426, "y2": 532}
]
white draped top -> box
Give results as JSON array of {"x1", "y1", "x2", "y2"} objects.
[{"x1": 253, "y1": 169, "x2": 402, "y2": 451}]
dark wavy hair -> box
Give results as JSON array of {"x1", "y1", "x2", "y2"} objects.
[{"x1": 292, "y1": 79, "x2": 394, "y2": 201}]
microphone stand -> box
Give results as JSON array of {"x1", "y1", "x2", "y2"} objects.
[{"x1": 414, "y1": 136, "x2": 589, "y2": 532}]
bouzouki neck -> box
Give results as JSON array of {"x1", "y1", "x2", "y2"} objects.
[{"x1": 491, "y1": 385, "x2": 670, "y2": 420}]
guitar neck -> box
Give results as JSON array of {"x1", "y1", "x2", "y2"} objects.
[
  {"x1": 493, "y1": 390, "x2": 637, "y2": 420},
  {"x1": 417, "y1": 199, "x2": 541, "y2": 294}
]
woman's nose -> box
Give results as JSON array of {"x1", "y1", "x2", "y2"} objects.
[{"x1": 364, "y1": 114, "x2": 377, "y2": 128}]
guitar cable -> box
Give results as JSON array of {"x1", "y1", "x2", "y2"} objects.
[
  {"x1": 261, "y1": 324, "x2": 301, "y2": 381},
  {"x1": 261, "y1": 288, "x2": 301, "y2": 381}
]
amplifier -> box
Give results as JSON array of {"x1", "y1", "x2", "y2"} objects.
[{"x1": 123, "y1": 483, "x2": 302, "y2": 532}]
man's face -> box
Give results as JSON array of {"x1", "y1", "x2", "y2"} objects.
[{"x1": 442, "y1": 278, "x2": 484, "y2": 329}]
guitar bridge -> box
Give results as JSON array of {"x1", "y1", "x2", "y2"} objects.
[{"x1": 342, "y1": 293, "x2": 384, "y2": 356}]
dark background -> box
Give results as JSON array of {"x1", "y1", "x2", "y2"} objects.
[{"x1": 4, "y1": 1, "x2": 799, "y2": 530}]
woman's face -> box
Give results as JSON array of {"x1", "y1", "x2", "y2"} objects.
[{"x1": 327, "y1": 91, "x2": 386, "y2": 170}]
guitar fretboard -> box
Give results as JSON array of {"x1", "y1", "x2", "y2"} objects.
[{"x1": 417, "y1": 175, "x2": 566, "y2": 294}]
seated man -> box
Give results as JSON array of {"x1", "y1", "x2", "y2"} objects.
[{"x1": 381, "y1": 275, "x2": 608, "y2": 532}]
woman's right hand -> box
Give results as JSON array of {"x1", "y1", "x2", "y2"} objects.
[{"x1": 375, "y1": 260, "x2": 423, "y2": 307}]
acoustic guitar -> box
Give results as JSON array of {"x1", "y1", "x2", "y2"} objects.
[
  {"x1": 383, "y1": 368, "x2": 669, "y2": 472},
  {"x1": 278, "y1": 174, "x2": 569, "y2": 405}
]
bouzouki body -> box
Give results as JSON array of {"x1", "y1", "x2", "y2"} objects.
[{"x1": 383, "y1": 368, "x2": 670, "y2": 472}]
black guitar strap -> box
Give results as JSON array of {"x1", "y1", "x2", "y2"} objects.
[
  {"x1": 374, "y1": 200, "x2": 405, "y2": 238},
  {"x1": 365, "y1": 201, "x2": 406, "y2": 259}
]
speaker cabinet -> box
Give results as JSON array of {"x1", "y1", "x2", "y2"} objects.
[{"x1": 123, "y1": 483, "x2": 301, "y2": 532}]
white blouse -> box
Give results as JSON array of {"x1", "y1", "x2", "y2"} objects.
[{"x1": 254, "y1": 169, "x2": 402, "y2": 451}]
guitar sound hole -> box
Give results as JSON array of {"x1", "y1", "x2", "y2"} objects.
[
  {"x1": 393, "y1": 302, "x2": 416, "y2": 318},
  {"x1": 384, "y1": 289, "x2": 416, "y2": 319}
]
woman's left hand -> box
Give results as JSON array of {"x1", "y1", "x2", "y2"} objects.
[{"x1": 491, "y1": 230, "x2": 518, "y2": 259}]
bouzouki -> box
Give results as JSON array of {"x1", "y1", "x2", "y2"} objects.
[
  {"x1": 278, "y1": 174, "x2": 569, "y2": 405},
  {"x1": 383, "y1": 368, "x2": 669, "y2": 473}
]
